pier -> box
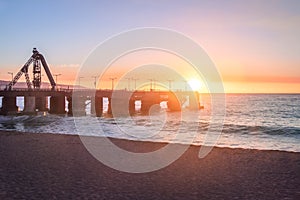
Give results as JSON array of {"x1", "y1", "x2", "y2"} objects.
[
  {"x1": 0, "y1": 48, "x2": 203, "y2": 116},
  {"x1": 0, "y1": 89, "x2": 202, "y2": 116}
]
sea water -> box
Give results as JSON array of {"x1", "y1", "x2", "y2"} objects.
[{"x1": 0, "y1": 94, "x2": 299, "y2": 152}]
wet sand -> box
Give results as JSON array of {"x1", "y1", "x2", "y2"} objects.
[{"x1": 0, "y1": 130, "x2": 299, "y2": 199}]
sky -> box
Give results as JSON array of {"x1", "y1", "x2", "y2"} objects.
[{"x1": 0, "y1": 0, "x2": 299, "y2": 93}]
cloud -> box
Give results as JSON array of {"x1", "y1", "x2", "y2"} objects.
[{"x1": 52, "y1": 64, "x2": 80, "y2": 68}]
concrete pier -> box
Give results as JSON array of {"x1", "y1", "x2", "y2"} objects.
[
  {"x1": 107, "y1": 98, "x2": 112, "y2": 115},
  {"x1": 167, "y1": 93, "x2": 181, "y2": 112},
  {"x1": 49, "y1": 96, "x2": 65, "y2": 114},
  {"x1": 35, "y1": 97, "x2": 48, "y2": 112},
  {"x1": 141, "y1": 93, "x2": 161, "y2": 115},
  {"x1": 90, "y1": 97, "x2": 96, "y2": 115},
  {"x1": 23, "y1": 96, "x2": 36, "y2": 114},
  {"x1": 0, "y1": 96, "x2": 18, "y2": 115},
  {"x1": 72, "y1": 96, "x2": 87, "y2": 116},
  {"x1": 0, "y1": 89, "x2": 203, "y2": 116},
  {"x1": 109, "y1": 91, "x2": 132, "y2": 117},
  {"x1": 129, "y1": 99, "x2": 136, "y2": 115},
  {"x1": 94, "y1": 97, "x2": 103, "y2": 117}
]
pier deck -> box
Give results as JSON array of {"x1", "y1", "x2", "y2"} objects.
[{"x1": 0, "y1": 89, "x2": 202, "y2": 116}]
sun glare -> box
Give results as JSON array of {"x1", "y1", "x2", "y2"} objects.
[{"x1": 188, "y1": 79, "x2": 202, "y2": 91}]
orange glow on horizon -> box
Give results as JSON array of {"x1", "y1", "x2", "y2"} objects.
[{"x1": 1, "y1": 53, "x2": 299, "y2": 93}]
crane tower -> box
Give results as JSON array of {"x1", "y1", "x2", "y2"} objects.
[{"x1": 6, "y1": 48, "x2": 56, "y2": 90}]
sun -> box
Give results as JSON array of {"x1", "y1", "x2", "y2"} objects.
[{"x1": 188, "y1": 79, "x2": 202, "y2": 91}]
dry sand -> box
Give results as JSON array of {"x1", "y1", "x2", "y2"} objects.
[{"x1": 0, "y1": 130, "x2": 299, "y2": 199}]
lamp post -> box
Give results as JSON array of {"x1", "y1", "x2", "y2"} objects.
[
  {"x1": 148, "y1": 79, "x2": 153, "y2": 91},
  {"x1": 167, "y1": 79, "x2": 173, "y2": 91},
  {"x1": 78, "y1": 77, "x2": 84, "y2": 88},
  {"x1": 126, "y1": 77, "x2": 131, "y2": 91},
  {"x1": 153, "y1": 79, "x2": 157, "y2": 91},
  {"x1": 92, "y1": 76, "x2": 98, "y2": 89},
  {"x1": 7, "y1": 72, "x2": 13, "y2": 82},
  {"x1": 53, "y1": 73, "x2": 62, "y2": 85},
  {"x1": 109, "y1": 77, "x2": 117, "y2": 90},
  {"x1": 132, "y1": 78, "x2": 138, "y2": 90}
]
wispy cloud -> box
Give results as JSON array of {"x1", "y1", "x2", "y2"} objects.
[{"x1": 52, "y1": 64, "x2": 80, "y2": 68}]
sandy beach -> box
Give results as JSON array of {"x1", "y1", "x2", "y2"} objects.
[{"x1": 0, "y1": 130, "x2": 299, "y2": 200}]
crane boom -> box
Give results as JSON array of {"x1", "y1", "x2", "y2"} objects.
[
  {"x1": 38, "y1": 53, "x2": 56, "y2": 88},
  {"x1": 6, "y1": 57, "x2": 34, "y2": 90}
]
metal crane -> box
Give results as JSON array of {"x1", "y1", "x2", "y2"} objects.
[{"x1": 5, "y1": 48, "x2": 56, "y2": 90}]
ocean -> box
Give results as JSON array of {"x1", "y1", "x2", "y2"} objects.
[{"x1": 0, "y1": 94, "x2": 299, "y2": 152}]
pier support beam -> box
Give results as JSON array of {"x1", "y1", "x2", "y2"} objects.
[
  {"x1": 94, "y1": 97, "x2": 103, "y2": 117},
  {"x1": 35, "y1": 97, "x2": 48, "y2": 112},
  {"x1": 91, "y1": 97, "x2": 95, "y2": 115},
  {"x1": 0, "y1": 96, "x2": 18, "y2": 115},
  {"x1": 112, "y1": 98, "x2": 129, "y2": 117},
  {"x1": 108, "y1": 99, "x2": 137, "y2": 116},
  {"x1": 188, "y1": 92, "x2": 200, "y2": 110},
  {"x1": 141, "y1": 93, "x2": 161, "y2": 115},
  {"x1": 167, "y1": 93, "x2": 181, "y2": 112},
  {"x1": 72, "y1": 96, "x2": 86, "y2": 116},
  {"x1": 109, "y1": 91, "x2": 133, "y2": 117},
  {"x1": 107, "y1": 98, "x2": 112, "y2": 115},
  {"x1": 49, "y1": 96, "x2": 65, "y2": 114},
  {"x1": 23, "y1": 96, "x2": 36, "y2": 114},
  {"x1": 129, "y1": 99, "x2": 135, "y2": 115}
]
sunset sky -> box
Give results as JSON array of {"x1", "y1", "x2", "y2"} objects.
[{"x1": 0, "y1": 0, "x2": 299, "y2": 93}]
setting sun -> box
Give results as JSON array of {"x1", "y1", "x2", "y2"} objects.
[{"x1": 188, "y1": 79, "x2": 202, "y2": 91}]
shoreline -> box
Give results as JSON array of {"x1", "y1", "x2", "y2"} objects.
[
  {"x1": 1, "y1": 130, "x2": 300, "y2": 199},
  {"x1": 1, "y1": 129, "x2": 299, "y2": 153}
]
